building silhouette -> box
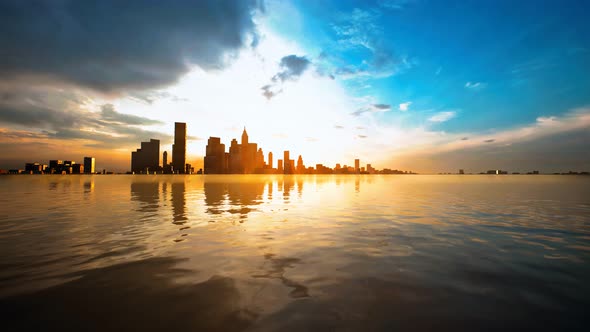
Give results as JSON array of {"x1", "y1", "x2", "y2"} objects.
[
  {"x1": 204, "y1": 137, "x2": 226, "y2": 174},
  {"x1": 268, "y1": 152, "x2": 273, "y2": 169},
  {"x1": 84, "y1": 157, "x2": 95, "y2": 174},
  {"x1": 355, "y1": 159, "x2": 360, "y2": 174},
  {"x1": 131, "y1": 139, "x2": 160, "y2": 174},
  {"x1": 172, "y1": 122, "x2": 186, "y2": 174}
]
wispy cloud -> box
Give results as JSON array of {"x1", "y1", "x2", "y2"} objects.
[
  {"x1": 465, "y1": 82, "x2": 486, "y2": 90},
  {"x1": 399, "y1": 102, "x2": 411, "y2": 111},
  {"x1": 351, "y1": 103, "x2": 392, "y2": 116},
  {"x1": 428, "y1": 111, "x2": 456, "y2": 122}
]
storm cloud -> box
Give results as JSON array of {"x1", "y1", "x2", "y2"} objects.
[{"x1": 0, "y1": 0, "x2": 262, "y2": 93}]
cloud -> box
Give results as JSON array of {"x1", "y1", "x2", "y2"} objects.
[
  {"x1": 378, "y1": 0, "x2": 416, "y2": 10},
  {"x1": 465, "y1": 82, "x2": 487, "y2": 90},
  {"x1": 399, "y1": 102, "x2": 411, "y2": 111},
  {"x1": 272, "y1": 55, "x2": 312, "y2": 82},
  {"x1": 330, "y1": 8, "x2": 414, "y2": 80},
  {"x1": 373, "y1": 104, "x2": 391, "y2": 110},
  {"x1": 461, "y1": 137, "x2": 469, "y2": 140},
  {"x1": 261, "y1": 85, "x2": 282, "y2": 100},
  {"x1": 0, "y1": 86, "x2": 170, "y2": 148},
  {"x1": 262, "y1": 55, "x2": 311, "y2": 99},
  {"x1": 100, "y1": 104, "x2": 163, "y2": 126},
  {"x1": 352, "y1": 103, "x2": 392, "y2": 116},
  {"x1": 428, "y1": 111, "x2": 456, "y2": 122},
  {"x1": 358, "y1": 135, "x2": 368, "y2": 138},
  {"x1": 0, "y1": 0, "x2": 262, "y2": 93},
  {"x1": 483, "y1": 139, "x2": 495, "y2": 143},
  {"x1": 334, "y1": 125, "x2": 345, "y2": 129}
]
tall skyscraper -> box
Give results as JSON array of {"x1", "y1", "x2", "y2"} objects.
[
  {"x1": 278, "y1": 159, "x2": 283, "y2": 173},
  {"x1": 355, "y1": 159, "x2": 360, "y2": 174},
  {"x1": 283, "y1": 150, "x2": 291, "y2": 174},
  {"x1": 268, "y1": 152, "x2": 273, "y2": 169},
  {"x1": 83, "y1": 157, "x2": 95, "y2": 174},
  {"x1": 131, "y1": 139, "x2": 160, "y2": 173},
  {"x1": 172, "y1": 122, "x2": 186, "y2": 174},
  {"x1": 163, "y1": 151, "x2": 168, "y2": 167}
]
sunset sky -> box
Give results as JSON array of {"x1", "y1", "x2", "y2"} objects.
[{"x1": 1, "y1": 0, "x2": 589, "y2": 173}]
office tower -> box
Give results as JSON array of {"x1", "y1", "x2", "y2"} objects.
[
  {"x1": 268, "y1": 152, "x2": 273, "y2": 169},
  {"x1": 83, "y1": 157, "x2": 95, "y2": 174},
  {"x1": 278, "y1": 159, "x2": 283, "y2": 173},
  {"x1": 204, "y1": 137, "x2": 226, "y2": 174},
  {"x1": 72, "y1": 164, "x2": 84, "y2": 174},
  {"x1": 283, "y1": 151, "x2": 291, "y2": 174},
  {"x1": 172, "y1": 122, "x2": 186, "y2": 173},
  {"x1": 256, "y1": 148, "x2": 265, "y2": 169},
  {"x1": 459, "y1": 169, "x2": 465, "y2": 174},
  {"x1": 131, "y1": 139, "x2": 160, "y2": 173},
  {"x1": 297, "y1": 155, "x2": 304, "y2": 174},
  {"x1": 163, "y1": 151, "x2": 168, "y2": 167},
  {"x1": 355, "y1": 159, "x2": 360, "y2": 173}
]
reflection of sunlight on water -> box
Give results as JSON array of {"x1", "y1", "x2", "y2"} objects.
[{"x1": 0, "y1": 175, "x2": 589, "y2": 330}]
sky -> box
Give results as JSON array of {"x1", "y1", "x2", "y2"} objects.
[{"x1": 0, "y1": 0, "x2": 589, "y2": 173}]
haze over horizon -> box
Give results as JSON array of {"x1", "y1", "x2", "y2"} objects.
[{"x1": 1, "y1": 0, "x2": 589, "y2": 173}]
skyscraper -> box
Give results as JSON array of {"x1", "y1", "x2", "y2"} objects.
[
  {"x1": 163, "y1": 151, "x2": 168, "y2": 167},
  {"x1": 283, "y1": 150, "x2": 291, "y2": 174},
  {"x1": 268, "y1": 152, "x2": 273, "y2": 169},
  {"x1": 131, "y1": 139, "x2": 160, "y2": 173},
  {"x1": 83, "y1": 157, "x2": 95, "y2": 174},
  {"x1": 355, "y1": 159, "x2": 360, "y2": 174},
  {"x1": 204, "y1": 137, "x2": 226, "y2": 174},
  {"x1": 172, "y1": 122, "x2": 186, "y2": 174}
]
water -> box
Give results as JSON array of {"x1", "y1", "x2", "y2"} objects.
[{"x1": 0, "y1": 175, "x2": 589, "y2": 331}]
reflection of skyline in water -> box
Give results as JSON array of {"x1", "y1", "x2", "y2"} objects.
[{"x1": 4, "y1": 175, "x2": 588, "y2": 331}]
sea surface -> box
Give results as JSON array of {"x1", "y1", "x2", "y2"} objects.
[{"x1": 0, "y1": 175, "x2": 589, "y2": 331}]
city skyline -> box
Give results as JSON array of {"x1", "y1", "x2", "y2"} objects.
[{"x1": 0, "y1": 1, "x2": 589, "y2": 173}]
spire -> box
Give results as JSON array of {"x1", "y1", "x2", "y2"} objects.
[{"x1": 241, "y1": 126, "x2": 248, "y2": 145}]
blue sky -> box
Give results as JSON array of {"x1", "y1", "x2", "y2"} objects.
[{"x1": 267, "y1": 0, "x2": 590, "y2": 132}]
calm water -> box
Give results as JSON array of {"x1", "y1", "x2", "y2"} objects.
[{"x1": 0, "y1": 175, "x2": 589, "y2": 331}]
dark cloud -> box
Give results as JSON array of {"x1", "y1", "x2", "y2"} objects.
[
  {"x1": 262, "y1": 55, "x2": 311, "y2": 100},
  {"x1": 484, "y1": 139, "x2": 496, "y2": 143},
  {"x1": 100, "y1": 104, "x2": 163, "y2": 126},
  {"x1": 272, "y1": 55, "x2": 312, "y2": 82},
  {"x1": 0, "y1": 0, "x2": 262, "y2": 93},
  {"x1": 461, "y1": 137, "x2": 469, "y2": 140},
  {"x1": 373, "y1": 104, "x2": 391, "y2": 110}
]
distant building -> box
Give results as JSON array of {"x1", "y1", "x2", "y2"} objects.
[
  {"x1": 72, "y1": 164, "x2": 84, "y2": 174},
  {"x1": 278, "y1": 159, "x2": 283, "y2": 173},
  {"x1": 25, "y1": 162, "x2": 46, "y2": 174},
  {"x1": 83, "y1": 157, "x2": 95, "y2": 174},
  {"x1": 268, "y1": 152, "x2": 273, "y2": 169},
  {"x1": 204, "y1": 137, "x2": 226, "y2": 174},
  {"x1": 459, "y1": 169, "x2": 465, "y2": 174},
  {"x1": 131, "y1": 139, "x2": 160, "y2": 173},
  {"x1": 355, "y1": 159, "x2": 360, "y2": 174},
  {"x1": 283, "y1": 151, "x2": 292, "y2": 174},
  {"x1": 172, "y1": 122, "x2": 187, "y2": 173},
  {"x1": 296, "y1": 155, "x2": 304, "y2": 174}
]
